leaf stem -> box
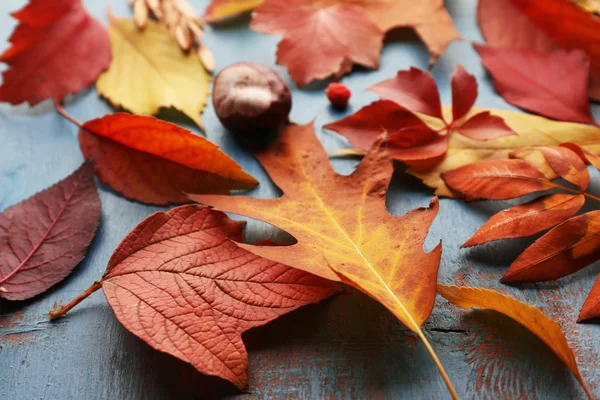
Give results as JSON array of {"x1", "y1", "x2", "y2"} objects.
[
  {"x1": 55, "y1": 104, "x2": 83, "y2": 128},
  {"x1": 415, "y1": 327, "x2": 459, "y2": 399},
  {"x1": 49, "y1": 280, "x2": 103, "y2": 320},
  {"x1": 546, "y1": 181, "x2": 600, "y2": 203}
]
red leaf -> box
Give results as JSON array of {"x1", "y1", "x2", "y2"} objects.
[
  {"x1": 560, "y1": 142, "x2": 600, "y2": 172},
  {"x1": 451, "y1": 65, "x2": 478, "y2": 121},
  {"x1": 535, "y1": 146, "x2": 589, "y2": 191},
  {"x1": 579, "y1": 274, "x2": 600, "y2": 322},
  {"x1": 100, "y1": 205, "x2": 340, "y2": 388},
  {"x1": 250, "y1": 0, "x2": 383, "y2": 87},
  {"x1": 78, "y1": 114, "x2": 258, "y2": 205},
  {"x1": 455, "y1": 111, "x2": 516, "y2": 141},
  {"x1": 462, "y1": 193, "x2": 585, "y2": 247},
  {"x1": 502, "y1": 211, "x2": 600, "y2": 283},
  {"x1": 0, "y1": 0, "x2": 111, "y2": 106},
  {"x1": 475, "y1": 45, "x2": 595, "y2": 125},
  {"x1": 478, "y1": 0, "x2": 600, "y2": 101},
  {"x1": 441, "y1": 159, "x2": 553, "y2": 200},
  {"x1": 369, "y1": 67, "x2": 443, "y2": 120},
  {"x1": 0, "y1": 162, "x2": 100, "y2": 301}
]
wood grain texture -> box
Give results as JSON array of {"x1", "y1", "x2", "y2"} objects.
[{"x1": 1, "y1": 0, "x2": 599, "y2": 399}]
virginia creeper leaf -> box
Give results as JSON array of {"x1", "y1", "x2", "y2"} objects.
[
  {"x1": 437, "y1": 284, "x2": 594, "y2": 399},
  {"x1": 478, "y1": 0, "x2": 600, "y2": 101},
  {"x1": 454, "y1": 111, "x2": 516, "y2": 141},
  {"x1": 462, "y1": 193, "x2": 585, "y2": 248},
  {"x1": 87, "y1": 205, "x2": 340, "y2": 388},
  {"x1": 441, "y1": 159, "x2": 553, "y2": 200},
  {"x1": 97, "y1": 15, "x2": 211, "y2": 129},
  {"x1": 249, "y1": 0, "x2": 460, "y2": 86},
  {"x1": 579, "y1": 274, "x2": 600, "y2": 322},
  {"x1": 78, "y1": 113, "x2": 258, "y2": 205},
  {"x1": 0, "y1": 162, "x2": 100, "y2": 301},
  {"x1": 191, "y1": 123, "x2": 444, "y2": 338},
  {"x1": 451, "y1": 65, "x2": 478, "y2": 122},
  {"x1": 475, "y1": 45, "x2": 596, "y2": 125},
  {"x1": 0, "y1": 0, "x2": 111, "y2": 106},
  {"x1": 409, "y1": 107, "x2": 600, "y2": 197},
  {"x1": 502, "y1": 211, "x2": 600, "y2": 283}
]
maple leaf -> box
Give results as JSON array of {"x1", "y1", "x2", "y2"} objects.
[
  {"x1": 49, "y1": 205, "x2": 340, "y2": 389},
  {"x1": 438, "y1": 284, "x2": 594, "y2": 399},
  {"x1": 0, "y1": 163, "x2": 100, "y2": 301},
  {"x1": 475, "y1": 45, "x2": 598, "y2": 126},
  {"x1": 0, "y1": 0, "x2": 111, "y2": 106},
  {"x1": 408, "y1": 107, "x2": 600, "y2": 197},
  {"x1": 442, "y1": 144, "x2": 600, "y2": 322},
  {"x1": 325, "y1": 66, "x2": 515, "y2": 167},
  {"x1": 190, "y1": 123, "x2": 458, "y2": 397},
  {"x1": 77, "y1": 113, "x2": 258, "y2": 205},
  {"x1": 478, "y1": 0, "x2": 600, "y2": 101},
  {"x1": 249, "y1": 0, "x2": 460, "y2": 86},
  {"x1": 97, "y1": 15, "x2": 211, "y2": 129}
]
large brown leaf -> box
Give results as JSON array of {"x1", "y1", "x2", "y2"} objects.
[
  {"x1": 50, "y1": 205, "x2": 339, "y2": 389},
  {"x1": 191, "y1": 123, "x2": 458, "y2": 397},
  {"x1": 0, "y1": 163, "x2": 100, "y2": 300}
]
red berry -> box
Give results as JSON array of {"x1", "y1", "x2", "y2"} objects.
[{"x1": 326, "y1": 83, "x2": 351, "y2": 108}]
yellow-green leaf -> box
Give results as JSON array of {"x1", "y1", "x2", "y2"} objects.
[{"x1": 97, "y1": 15, "x2": 211, "y2": 129}]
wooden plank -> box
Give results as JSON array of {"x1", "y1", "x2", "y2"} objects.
[{"x1": 1, "y1": 0, "x2": 599, "y2": 399}]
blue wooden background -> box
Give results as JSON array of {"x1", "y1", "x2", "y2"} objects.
[{"x1": 1, "y1": 1, "x2": 600, "y2": 399}]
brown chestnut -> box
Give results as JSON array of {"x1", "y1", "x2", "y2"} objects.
[{"x1": 212, "y1": 62, "x2": 292, "y2": 143}]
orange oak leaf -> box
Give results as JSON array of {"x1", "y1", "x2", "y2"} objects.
[
  {"x1": 441, "y1": 159, "x2": 553, "y2": 200},
  {"x1": 437, "y1": 284, "x2": 594, "y2": 399},
  {"x1": 249, "y1": 0, "x2": 460, "y2": 86},
  {"x1": 478, "y1": 0, "x2": 600, "y2": 101},
  {"x1": 0, "y1": 163, "x2": 100, "y2": 301},
  {"x1": 325, "y1": 66, "x2": 515, "y2": 167},
  {"x1": 77, "y1": 113, "x2": 258, "y2": 205},
  {"x1": 190, "y1": 123, "x2": 459, "y2": 397},
  {"x1": 49, "y1": 205, "x2": 340, "y2": 389},
  {"x1": 475, "y1": 45, "x2": 597, "y2": 125},
  {"x1": 461, "y1": 193, "x2": 585, "y2": 248},
  {"x1": 0, "y1": 0, "x2": 111, "y2": 106}
]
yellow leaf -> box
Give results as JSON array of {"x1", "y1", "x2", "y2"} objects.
[
  {"x1": 437, "y1": 284, "x2": 594, "y2": 400},
  {"x1": 97, "y1": 15, "x2": 210, "y2": 129},
  {"x1": 574, "y1": 0, "x2": 600, "y2": 13},
  {"x1": 204, "y1": 0, "x2": 264, "y2": 22},
  {"x1": 410, "y1": 107, "x2": 600, "y2": 197}
]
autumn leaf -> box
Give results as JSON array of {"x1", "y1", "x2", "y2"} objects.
[
  {"x1": 0, "y1": 0, "x2": 111, "y2": 106},
  {"x1": 478, "y1": 0, "x2": 600, "y2": 101},
  {"x1": 409, "y1": 107, "x2": 600, "y2": 197},
  {"x1": 325, "y1": 66, "x2": 515, "y2": 167},
  {"x1": 77, "y1": 113, "x2": 258, "y2": 205},
  {"x1": 204, "y1": 0, "x2": 263, "y2": 22},
  {"x1": 97, "y1": 14, "x2": 210, "y2": 129},
  {"x1": 437, "y1": 284, "x2": 594, "y2": 399},
  {"x1": 49, "y1": 205, "x2": 340, "y2": 388},
  {"x1": 580, "y1": 274, "x2": 600, "y2": 322},
  {"x1": 190, "y1": 123, "x2": 458, "y2": 397},
  {"x1": 0, "y1": 163, "x2": 100, "y2": 301},
  {"x1": 475, "y1": 45, "x2": 597, "y2": 125},
  {"x1": 249, "y1": 0, "x2": 460, "y2": 86}
]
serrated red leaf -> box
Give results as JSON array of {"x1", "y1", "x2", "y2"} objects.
[
  {"x1": 475, "y1": 45, "x2": 595, "y2": 125},
  {"x1": 455, "y1": 111, "x2": 516, "y2": 141},
  {"x1": 100, "y1": 205, "x2": 339, "y2": 388},
  {"x1": 442, "y1": 159, "x2": 553, "y2": 200},
  {"x1": 78, "y1": 113, "x2": 258, "y2": 205},
  {"x1": 369, "y1": 67, "x2": 443, "y2": 120},
  {"x1": 250, "y1": 0, "x2": 383, "y2": 87},
  {"x1": 0, "y1": 0, "x2": 111, "y2": 106},
  {"x1": 579, "y1": 274, "x2": 600, "y2": 322},
  {"x1": 462, "y1": 193, "x2": 585, "y2": 248},
  {"x1": 451, "y1": 65, "x2": 478, "y2": 122},
  {"x1": 478, "y1": 0, "x2": 600, "y2": 101},
  {"x1": 502, "y1": 211, "x2": 600, "y2": 283},
  {"x1": 0, "y1": 162, "x2": 100, "y2": 301}
]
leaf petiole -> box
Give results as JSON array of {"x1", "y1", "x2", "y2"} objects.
[
  {"x1": 49, "y1": 280, "x2": 103, "y2": 320},
  {"x1": 55, "y1": 104, "x2": 83, "y2": 128}
]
